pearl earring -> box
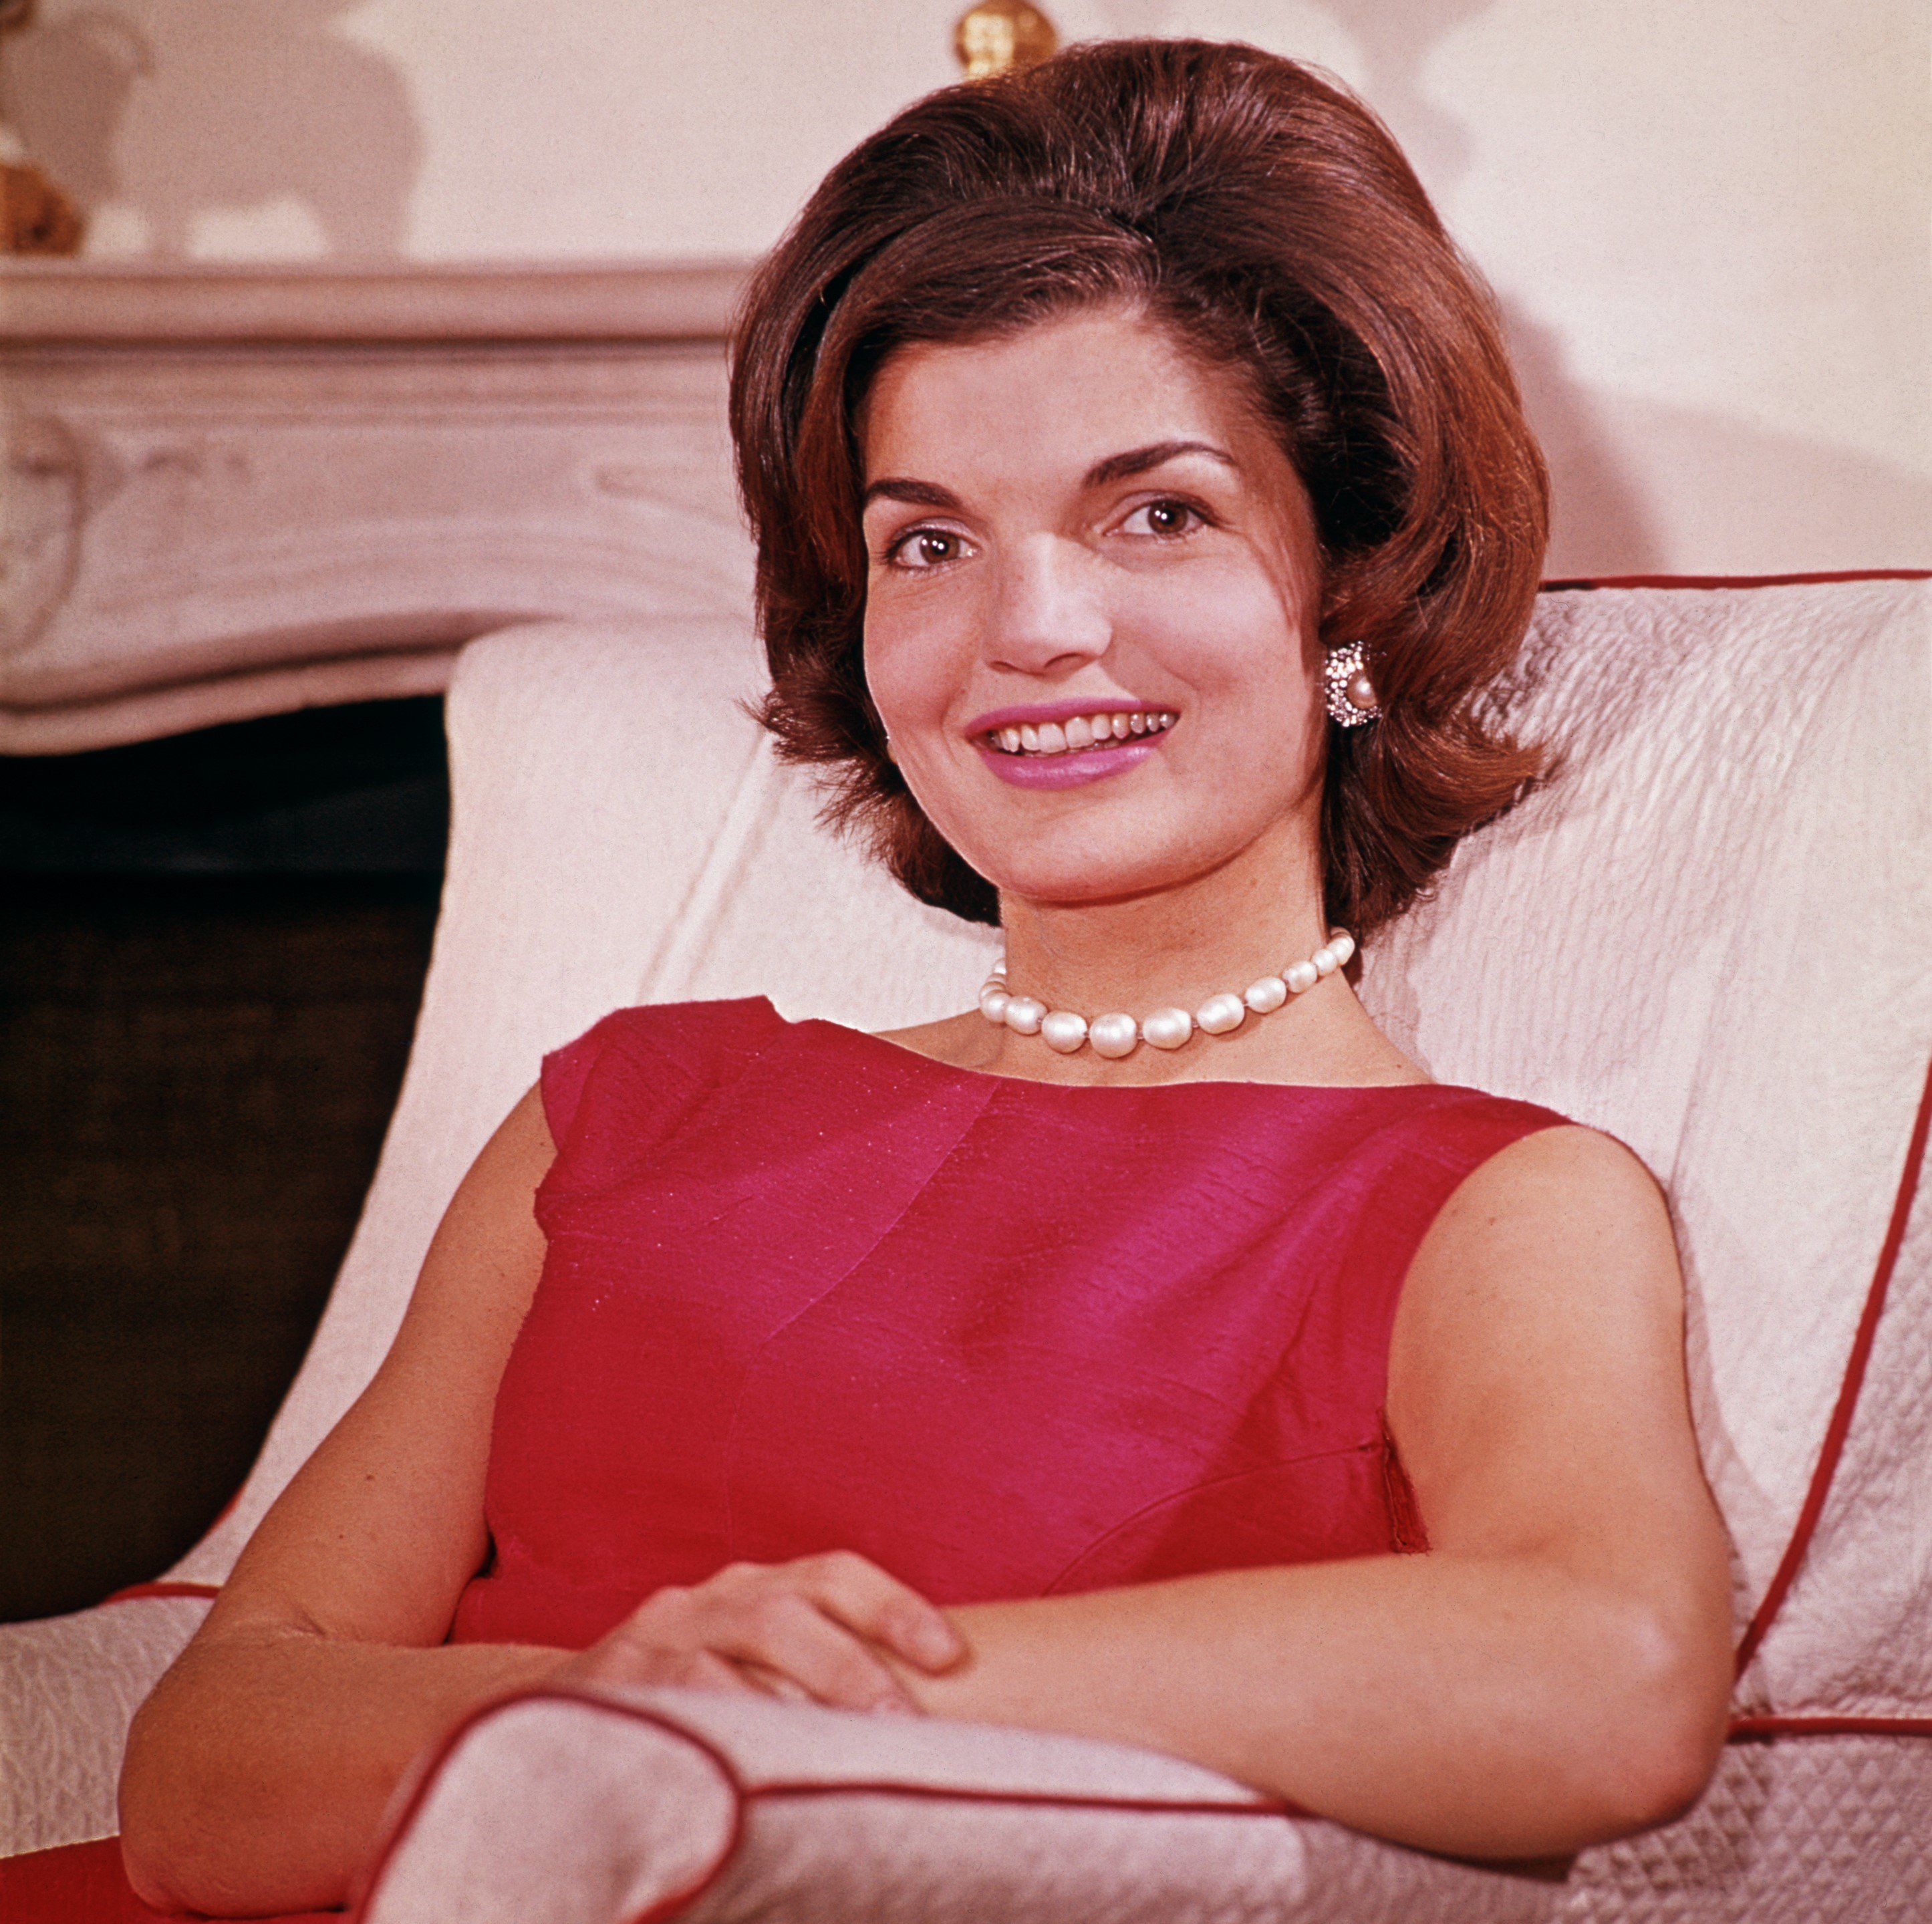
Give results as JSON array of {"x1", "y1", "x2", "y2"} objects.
[{"x1": 1322, "y1": 641, "x2": 1381, "y2": 726}]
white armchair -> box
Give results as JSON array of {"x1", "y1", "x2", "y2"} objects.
[{"x1": 5, "y1": 575, "x2": 1927, "y2": 1922}]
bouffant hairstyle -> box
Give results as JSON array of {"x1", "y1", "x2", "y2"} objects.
[{"x1": 730, "y1": 37, "x2": 1548, "y2": 938}]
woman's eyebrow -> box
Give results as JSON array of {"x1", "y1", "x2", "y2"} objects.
[
  {"x1": 1085, "y1": 440, "x2": 1236, "y2": 487},
  {"x1": 861, "y1": 441, "x2": 1234, "y2": 511},
  {"x1": 862, "y1": 477, "x2": 962, "y2": 510}
]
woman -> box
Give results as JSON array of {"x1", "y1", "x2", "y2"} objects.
[{"x1": 120, "y1": 39, "x2": 1732, "y2": 1917}]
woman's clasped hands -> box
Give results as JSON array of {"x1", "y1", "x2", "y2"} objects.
[{"x1": 549, "y1": 1550, "x2": 966, "y2": 1713}]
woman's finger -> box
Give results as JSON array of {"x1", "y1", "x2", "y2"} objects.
[
  {"x1": 678, "y1": 1649, "x2": 763, "y2": 1695},
  {"x1": 735, "y1": 1659, "x2": 815, "y2": 1704},
  {"x1": 558, "y1": 1625, "x2": 760, "y2": 1696},
  {"x1": 792, "y1": 1550, "x2": 964, "y2": 1672},
  {"x1": 710, "y1": 1588, "x2": 917, "y2": 1711}
]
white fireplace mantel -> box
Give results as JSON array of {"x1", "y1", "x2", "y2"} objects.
[{"x1": 0, "y1": 261, "x2": 754, "y2": 754}]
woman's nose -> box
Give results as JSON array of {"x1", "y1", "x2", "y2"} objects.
[{"x1": 983, "y1": 535, "x2": 1111, "y2": 675}]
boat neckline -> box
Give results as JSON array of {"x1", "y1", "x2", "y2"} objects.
[{"x1": 779, "y1": 1004, "x2": 1451, "y2": 1097}]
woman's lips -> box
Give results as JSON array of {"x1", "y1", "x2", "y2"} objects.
[{"x1": 974, "y1": 732, "x2": 1169, "y2": 789}]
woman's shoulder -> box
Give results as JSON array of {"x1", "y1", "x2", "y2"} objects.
[
  {"x1": 1391, "y1": 1108, "x2": 1673, "y2": 1333},
  {"x1": 1274, "y1": 1081, "x2": 1607, "y2": 1260},
  {"x1": 557, "y1": 995, "x2": 791, "y2": 1073},
  {"x1": 1422, "y1": 1111, "x2": 1661, "y2": 1216},
  {"x1": 1345, "y1": 1079, "x2": 1581, "y2": 1170},
  {"x1": 539, "y1": 996, "x2": 791, "y2": 1155}
]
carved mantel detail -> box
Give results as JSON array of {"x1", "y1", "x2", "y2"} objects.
[{"x1": 0, "y1": 261, "x2": 753, "y2": 752}]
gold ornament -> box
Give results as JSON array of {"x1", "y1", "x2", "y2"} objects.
[
  {"x1": 953, "y1": 2, "x2": 1059, "y2": 81},
  {"x1": 0, "y1": 0, "x2": 83, "y2": 255}
]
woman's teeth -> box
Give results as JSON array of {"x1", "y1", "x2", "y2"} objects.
[{"x1": 991, "y1": 711, "x2": 1176, "y2": 756}]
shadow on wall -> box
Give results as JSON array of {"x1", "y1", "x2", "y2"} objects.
[
  {"x1": 1236, "y1": 0, "x2": 1929, "y2": 576},
  {"x1": 1502, "y1": 306, "x2": 1663, "y2": 575},
  {"x1": 1507, "y1": 259, "x2": 1931, "y2": 578},
  {"x1": 1311, "y1": 0, "x2": 1495, "y2": 190},
  {"x1": 2, "y1": 0, "x2": 420, "y2": 256},
  {"x1": 1502, "y1": 245, "x2": 1929, "y2": 579},
  {"x1": 1536, "y1": 386, "x2": 1932, "y2": 579}
]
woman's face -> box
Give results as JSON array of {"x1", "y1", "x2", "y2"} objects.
[{"x1": 860, "y1": 304, "x2": 1328, "y2": 912}]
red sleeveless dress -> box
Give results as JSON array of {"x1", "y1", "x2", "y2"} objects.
[
  {"x1": 11, "y1": 996, "x2": 1564, "y2": 1921},
  {"x1": 451, "y1": 997, "x2": 1566, "y2": 1648}
]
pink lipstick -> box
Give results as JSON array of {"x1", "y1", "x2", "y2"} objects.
[{"x1": 976, "y1": 738, "x2": 1165, "y2": 788}]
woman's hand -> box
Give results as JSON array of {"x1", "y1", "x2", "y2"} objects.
[{"x1": 552, "y1": 1550, "x2": 965, "y2": 1713}]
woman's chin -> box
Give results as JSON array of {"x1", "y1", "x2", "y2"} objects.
[{"x1": 976, "y1": 856, "x2": 1215, "y2": 914}]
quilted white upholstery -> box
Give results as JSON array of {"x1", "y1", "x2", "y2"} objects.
[
  {"x1": 1770, "y1": 1174, "x2": 1932, "y2": 1717},
  {"x1": 1558, "y1": 1734, "x2": 1932, "y2": 1923},
  {"x1": 5, "y1": 579, "x2": 1927, "y2": 1917},
  {"x1": 1359, "y1": 579, "x2": 1932, "y2": 1678},
  {"x1": 0, "y1": 1598, "x2": 213, "y2": 1854}
]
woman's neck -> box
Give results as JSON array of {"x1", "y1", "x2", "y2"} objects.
[
  {"x1": 998, "y1": 875, "x2": 1329, "y2": 1026},
  {"x1": 887, "y1": 829, "x2": 1428, "y2": 1089}
]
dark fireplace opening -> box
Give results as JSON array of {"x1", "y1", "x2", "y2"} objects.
[{"x1": 1, "y1": 697, "x2": 449, "y2": 1622}]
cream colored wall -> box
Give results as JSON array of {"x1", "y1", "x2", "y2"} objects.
[{"x1": 10, "y1": 0, "x2": 1927, "y2": 575}]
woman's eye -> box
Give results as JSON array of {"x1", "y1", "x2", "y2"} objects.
[
  {"x1": 888, "y1": 529, "x2": 967, "y2": 569},
  {"x1": 1121, "y1": 499, "x2": 1204, "y2": 538}
]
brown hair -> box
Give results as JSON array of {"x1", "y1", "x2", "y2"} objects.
[{"x1": 730, "y1": 37, "x2": 1548, "y2": 937}]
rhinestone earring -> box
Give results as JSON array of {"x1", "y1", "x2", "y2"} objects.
[{"x1": 1323, "y1": 641, "x2": 1381, "y2": 726}]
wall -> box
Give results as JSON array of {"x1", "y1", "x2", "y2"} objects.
[{"x1": 7, "y1": 0, "x2": 1927, "y2": 575}]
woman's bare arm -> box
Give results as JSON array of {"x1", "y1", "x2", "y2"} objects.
[
  {"x1": 888, "y1": 1126, "x2": 1735, "y2": 1859},
  {"x1": 118, "y1": 1082, "x2": 964, "y2": 1917},
  {"x1": 118, "y1": 1087, "x2": 569, "y2": 1915}
]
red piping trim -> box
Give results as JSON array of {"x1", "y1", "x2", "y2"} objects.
[
  {"x1": 1540, "y1": 569, "x2": 1930, "y2": 591},
  {"x1": 100, "y1": 1581, "x2": 222, "y2": 1606},
  {"x1": 1729, "y1": 1715, "x2": 1932, "y2": 1742},
  {"x1": 1733, "y1": 1052, "x2": 1932, "y2": 1680},
  {"x1": 746, "y1": 1776, "x2": 1296, "y2": 1816},
  {"x1": 350, "y1": 1687, "x2": 1300, "y2": 1924}
]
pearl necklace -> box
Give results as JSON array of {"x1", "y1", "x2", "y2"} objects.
[{"x1": 979, "y1": 930, "x2": 1356, "y2": 1059}]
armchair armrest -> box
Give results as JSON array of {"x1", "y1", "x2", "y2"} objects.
[{"x1": 357, "y1": 1685, "x2": 1562, "y2": 1924}]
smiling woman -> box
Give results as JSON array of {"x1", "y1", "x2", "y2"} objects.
[
  {"x1": 736, "y1": 44, "x2": 1549, "y2": 942},
  {"x1": 111, "y1": 39, "x2": 1733, "y2": 1921}
]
